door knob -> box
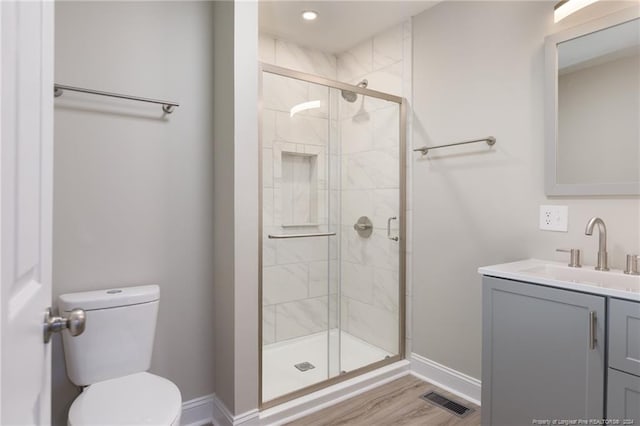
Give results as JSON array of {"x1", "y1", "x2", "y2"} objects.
[{"x1": 43, "y1": 307, "x2": 86, "y2": 343}]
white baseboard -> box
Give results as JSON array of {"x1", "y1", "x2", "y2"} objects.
[
  {"x1": 181, "y1": 394, "x2": 214, "y2": 426},
  {"x1": 211, "y1": 394, "x2": 233, "y2": 426},
  {"x1": 234, "y1": 409, "x2": 260, "y2": 426},
  {"x1": 211, "y1": 394, "x2": 260, "y2": 426},
  {"x1": 259, "y1": 360, "x2": 411, "y2": 425},
  {"x1": 410, "y1": 352, "x2": 481, "y2": 406},
  {"x1": 188, "y1": 355, "x2": 479, "y2": 426}
]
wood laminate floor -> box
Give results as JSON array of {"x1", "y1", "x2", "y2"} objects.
[{"x1": 285, "y1": 375, "x2": 481, "y2": 426}]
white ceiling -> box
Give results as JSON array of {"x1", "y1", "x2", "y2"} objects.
[{"x1": 259, "y1": 1, "x2": 438, "y2": 54}]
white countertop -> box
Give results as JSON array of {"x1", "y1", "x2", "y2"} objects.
[{"x1": 478, "y1": 259, "x2": 640, "y2": 302}]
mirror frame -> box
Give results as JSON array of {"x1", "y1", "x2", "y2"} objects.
[{"x1": 545, "y1": 7, "x2": 640, "y2": 196}]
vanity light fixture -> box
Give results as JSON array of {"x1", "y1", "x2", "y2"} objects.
[
  {"x1": 554, "y1": 0, "x2": 599, "y2": 23},
  {"x1": 301, "y1": 10, "x2": 318, "y2": 21}
]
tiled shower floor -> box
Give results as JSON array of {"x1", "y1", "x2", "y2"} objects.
[{"x1": 262, "y1": 329, "x2": 392, "y2": 402}]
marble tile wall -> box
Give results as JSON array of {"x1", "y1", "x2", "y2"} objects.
[
  {"x1": 259, "y1": 25, "x2": 412, "y2": 355},
  {"x1": 260, "y1": 35, "x2": 339, "y2": 345},
  {"x1": 336, "y1": 22, "x2": 412, "y2": 355}
]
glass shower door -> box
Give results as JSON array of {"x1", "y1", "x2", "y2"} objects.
[
  {"x1": 260, "y1": 66, "x2": 404, "y2": 406},
  {"x1": 261, "y1": 71, "x2": 339, "y2": 403},
  {"x1": 331, "y1": 88, "x2": 402, "y2": 376}
]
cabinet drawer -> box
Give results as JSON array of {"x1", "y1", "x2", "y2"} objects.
[
  {"x1": 607, "y1": 368, "x2": 640, "y2": 422},
  {"x1": 609, "y1": 299, "x2": 640, "y2": 376}
]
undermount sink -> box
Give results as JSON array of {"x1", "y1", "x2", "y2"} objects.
[
  {"x1": 478, "y1": 259, "x2": 640, "y2": 301},
  {"x1": 520, "y1": 263, "x2": 639, "y2": 290}
]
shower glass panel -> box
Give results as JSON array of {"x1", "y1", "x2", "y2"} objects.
[
  {"x1": 260, "y1": 65, "x2": 403, "y2": 406},
  {"x1": 332, "y1": 88, "x2": 401, "y2": 374}
]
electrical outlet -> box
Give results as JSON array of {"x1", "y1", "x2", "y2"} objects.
[{"x1": 539, "y1": 205, "x2": 568, "y2": 232}]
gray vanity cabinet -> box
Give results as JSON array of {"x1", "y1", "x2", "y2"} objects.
[
  {"x1": 607, "y1": 368, "x2": 640, "y2": 421},
  {"x1": 482, "y1": 276, "x2": 606, "y2": 425},
  {"x1": 607, "y1": 298, "x2": 640, "y2": 422},
  {"x1": 609, "y1": 298, "x2": 640, "y2": 376}
]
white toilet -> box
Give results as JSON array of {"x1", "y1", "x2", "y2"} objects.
[{"x1": 58, "y1": 285, "x2": 182, "y2": 426}]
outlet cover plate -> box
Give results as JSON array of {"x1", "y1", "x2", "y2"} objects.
[{"x1": 539, "y1": 205, "x2": 568, "y2": 232}]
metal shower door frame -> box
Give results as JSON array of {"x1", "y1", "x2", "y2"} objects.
[{"x1": 258, "y1": 62, "x2": 407, "y2": 409}]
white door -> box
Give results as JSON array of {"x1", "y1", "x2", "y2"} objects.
[{"x1": 1, "y1": 1, "x2": 54, "y2": 424}]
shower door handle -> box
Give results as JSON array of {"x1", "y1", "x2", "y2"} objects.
[{"x1": 387, "y1": 217, "x2": 399, "y2": 242}]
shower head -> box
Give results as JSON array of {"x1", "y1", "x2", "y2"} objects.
[
  {"x1": 340, "y1": 79, "x2": 368, "y2": 103},
  {"x1": 341, "y1": 90, "x2": 358, "y2": 103}
]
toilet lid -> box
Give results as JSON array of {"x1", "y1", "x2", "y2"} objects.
[{"x1": 68, "y1": 372, "x2": 181, "y2": 425}]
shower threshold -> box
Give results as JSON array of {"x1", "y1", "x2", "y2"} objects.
[{"x1": 262, "y1": 329, "x2": 392, "y2": 403}]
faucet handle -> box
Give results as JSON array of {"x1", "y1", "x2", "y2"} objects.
[
  {"x1": 556, "y1": 248, "x2": 582, "y2": 268},
  {"x1": 624, "y1": 254, "x2": 640, "y2": 275}
]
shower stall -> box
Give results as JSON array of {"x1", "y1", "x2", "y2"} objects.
[{"x1": 259, "y1": 63, "x2": 406, "y2": 407}]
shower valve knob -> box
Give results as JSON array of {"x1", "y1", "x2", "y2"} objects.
[{"x1": 353, "y1": 216, "x2": 373, "y2": 238}]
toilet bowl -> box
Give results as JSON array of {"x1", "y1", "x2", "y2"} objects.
[
  {"x1": 68, "y1": 372, "x2": 181, "y2": 426},
  {"x1": 59, "y1": 285, "x2": 181, "y2": 426}
]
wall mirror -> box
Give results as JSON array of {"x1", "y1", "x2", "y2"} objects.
[{"x1": 545, "y1": 7, "x2": 639, "y2": 196}]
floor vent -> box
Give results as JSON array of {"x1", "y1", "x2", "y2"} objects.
[
  {"x1": 294, "y1": 362, "x2": 315, "y2": 372},
  {"x1": 420, "y1": 391, "x2": 473, "y2": 418}
]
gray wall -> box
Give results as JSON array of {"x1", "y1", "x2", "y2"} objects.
[
  {"x1": 231, "y1": 0, "x2": 259, "y2": 416},
  {"x1": 411, "y1": 1, "x2": 640, "y2": 380},
  {"x1": 212, "y1": 0, "x2": 236, "y2": 414},
  {"x1": 53, "y1": 2, "x2": 216, "y2": 424},
  {"x1": 212, "y1": 0, "x2": 260, "y2": 416}
]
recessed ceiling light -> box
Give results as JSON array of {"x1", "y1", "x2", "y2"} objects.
[{"x1": 301, "y1": 10, "x2": 318, "y2": 21}]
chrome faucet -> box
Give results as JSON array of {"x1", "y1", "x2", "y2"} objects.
[{"x1": 585, "y1": 217, "x2": 609, "y2": 271}]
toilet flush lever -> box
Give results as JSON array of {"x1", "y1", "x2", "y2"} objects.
[{"x1": 43, "y1": 307, "x2": 86, "y2": 344}]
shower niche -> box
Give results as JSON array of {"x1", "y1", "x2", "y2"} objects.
[
  {"x1": 260, "y1": 64, "x2": 405, "y2": 407},
  {"x1": 280, "y1": 150, "x2": 320, "y2": 227}
]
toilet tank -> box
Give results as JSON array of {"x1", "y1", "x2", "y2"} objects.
[{"x1": 58, "y1": 285, "x2": 160, "y2": 386}]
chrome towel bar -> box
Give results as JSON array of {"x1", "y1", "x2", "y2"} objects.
[
  {"x1": 268, "y1": 232, "x2": 336, "y2": 239},
  {"x1": 54, "y1": 84, "x2": 180, "y2": 113},
  {"x1": 414, "y1": 136, "x2": 496, "y2": 156}
]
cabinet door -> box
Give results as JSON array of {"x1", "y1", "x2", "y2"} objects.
[
  {"x1": 609, "y1": 298, "x2": 640, "y2": 376},
  {"x1": 482, "y1": 276, "x2": 605, "y2": 425},
  {"x1": 607, "y1": 368, "x2": 640, "y2": 422}
]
